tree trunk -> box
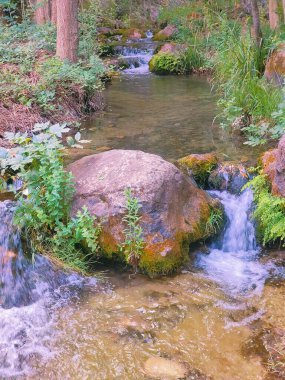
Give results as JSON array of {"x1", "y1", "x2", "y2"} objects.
[
  {"x1": 251, "y1": 0, "x2": 262, "y2": 46},
  {"x1": 269, "y1": 0, "x2": 279, "y2": 29},
  {"x1": 56, "y1": 0, "x2": 79, "y2": 63},
  {"x1": 50, "y1": 0, "x2": 57, "y2": 24},
  {"x1": 34, "y1": 0, "x2": 51, "y2": 24}
]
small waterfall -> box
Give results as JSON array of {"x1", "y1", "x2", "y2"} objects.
[
  {"x1": 118, "y1": 31, "x2": 155, "y2": 75},
  {"x1": 0, "y1": 201, "x2": 98, "y2": 377},
  {"x1": 197, "y1": 190, "x2": 270, "y2": 297}
]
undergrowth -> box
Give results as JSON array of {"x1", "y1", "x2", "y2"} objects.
[
  {"x1": 245, "y1": 174, "x2": 285, "y2": 246},
  {"x1": 0, "y1": 123, "x2": 101, "y2": 272}
]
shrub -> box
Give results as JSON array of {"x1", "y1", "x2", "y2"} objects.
[
  {"x1": 245, "y1": 174, "x2": 285, "y2": 246},
  {"x1": 0, "y1": 123, "x2": 101, "y2": 272}
]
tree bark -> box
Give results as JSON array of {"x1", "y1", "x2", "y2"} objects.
[
  {"x1": 34, "y1": 0, "x2": 51, "y2": 25},
  {"x1": 251, "y1": 0, "x2": 262, "y2": 46},
  {"x1": 56, "y1": 0, "x2": 79, "y2": 63},
  {"x1": 269, "y1": 0, "x2": 279, "y2": 29},
  {"x1": 50, "y1": 0, "x2": 57, "y2": 25}
]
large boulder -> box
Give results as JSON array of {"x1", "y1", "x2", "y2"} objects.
[
  {"x1": 265, "y1": 43, "x2": 285, "y2": 86},
  {"x1": 68, "y1": 150, "x2": 219, "y2": 276},
  {"x1": 262, "y1": 135, "x2": 285, "y2": 197}
]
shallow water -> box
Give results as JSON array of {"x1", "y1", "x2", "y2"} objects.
[{"x1": 81, "y1": 74, "x2": 261, "y2": 163}]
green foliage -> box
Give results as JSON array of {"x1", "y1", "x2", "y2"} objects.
[
  {"x1": 0, "y1": 123, "x2": 101, "y2": 272},
  {"x1": 121, "y1": 188, "x2": 145, "y2": 272},
  {"x1": 0, "y1": 19, "x2": 105, "y2": 113},
  {"x1": 79, "y1": 0, "x2": 101, "y2": 59},
  {"x1": 205, "y1": 206, "x2": 224, "y2": 236},
  {"x1": 245, "y1": 174, "x2": 285, "y2": 246}
]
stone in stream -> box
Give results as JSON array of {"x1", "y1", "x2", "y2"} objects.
[
  {"x1": 208, "y1": 162, "x2": 250, "y2": 194},
  {"x1": 261, "y1": 135, "x2": 285, "y2": 197},
  {"x1": 68, "y1": 150, "x2": 220, "y2": 276},
  {"x1": 143, "y1": 356, "x2": 211, "y2": 379},
  {"x1": 177, "y1": 153, "x2": 218, "y2": 188},
  {"x1": 153, "y1": 25, "x2": 178, "y2": 41}
]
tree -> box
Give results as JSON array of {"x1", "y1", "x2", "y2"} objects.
[
  {"x1": 251, "y1": 0, "x2": 262, "y2": 46},
  {"x1": 268, "y1": 0, "x2": 279, "y2": 29},
  {"x1": 56, "y1": 0, "x2": 79, "y2": 63},
  {"x1": 33, "y1": 0, "x2": 51, "y2": 25}
]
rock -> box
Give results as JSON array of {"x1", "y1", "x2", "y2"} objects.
[
  {"x1": 265, "y1": 43, "x2": 285, "y2": 86},
  {"x1": 208, "y1": 163, "x2": 250, "y2": 194},
  {"x1": 177, "y1": 153, "x2": 218, "y2": 188},
  {"x1": 153, "y1": 25, "x2": 178, "y2": 41},
  {"x1": 261, "y1": 149, "x2": 278, "y2": 192},
  {"x1": 122, "y1": 28, "x2": 145, "y2": 40},
  {"x1": 144, "y1": 357, "x2": 189, "y2": 379},
  {"x1": 261, "y1": 135, "x2": 285, "y2": 197},
  {"x1": 68, "y1": 150, "x2": 218, "y2": 276}
]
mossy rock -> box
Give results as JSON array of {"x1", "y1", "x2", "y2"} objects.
[
  {"x1": 177, "y1": 153, "x2": 219, "y2": 188},
  {"x1": 68, "y1": 150, "x2": 221, "y2": 277},
  {"x1": 153, "y1": 25, "x2": 177, "y2": 42},
  {"x1": 149, "y1": 52, "x2": 183, "y2": 75}
]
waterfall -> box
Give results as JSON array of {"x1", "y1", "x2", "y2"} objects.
[
  {"x1": 0, "y1": 201, "x2": 97, "y2": 377},
  {"x1": 197, "y1": 190, "x2": 270, "y2": 297}
]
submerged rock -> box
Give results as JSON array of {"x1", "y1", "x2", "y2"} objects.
[
  {"x1": 68, "y1": 150, "x2": 218, "y2": 276},
  {"x1": 208, "y1": 162, "x2": 250, "y2": 194},
  {"x1": 144, "y1": 357, "x2": 189, "y2": 379},
  {"x1": 177, "y1": 153, "x2": 218, "y2": 188}
]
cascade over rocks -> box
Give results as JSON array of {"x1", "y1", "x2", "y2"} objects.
[{"x1": 68, "y1": 150, "x2": 221, "y2": 276}]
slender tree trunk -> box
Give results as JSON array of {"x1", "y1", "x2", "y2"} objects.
[
  {"x1": 34, "y1": 0, "x2": 51, "y2": 24},
  {"x1": 251, "y1": 0, "x2": 262, "y2": 46},
  {"x1": 56, "y1": 0, "x2": 79, "y2": 63},
  {"x1": 50, "y1": 0, "x2": 57, "y2": 25},
  {"x1": 269, "y1": 0, "x2": 279, "y2": 29}
]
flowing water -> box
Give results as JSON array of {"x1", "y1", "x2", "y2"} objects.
[{"x1": 1, "y1": 37, "x2": 285, "y2": 379}]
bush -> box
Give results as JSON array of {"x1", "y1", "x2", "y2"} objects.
[
  {"x1": 245, "y1": 174, "x2": 285, "y2": 246},
  {"x1": 0, "y1": 123, "x2": 101, "y2": 272}
]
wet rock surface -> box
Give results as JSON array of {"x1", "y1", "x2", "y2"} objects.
[{"x1": 208, "y1": 162, "x2": 250, "y2": 194}]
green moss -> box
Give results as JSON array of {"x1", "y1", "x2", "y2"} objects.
[
  {"x1": 178, "y1": 153, "x2": 218, "y2": 188},
  {"x1": 139, "y1": 239, "x2": 188, "y2": 277},
  {"x1": 245, "y1": 173, "x2": 285, "y2": 246},
  {"x1": 153, "y1": 32, "x2": 170, "y2": 42},
  {"x1": 149, "y1": 52, "x2": 186, "y2": 75}
]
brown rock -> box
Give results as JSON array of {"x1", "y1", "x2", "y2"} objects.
[
  {"x1": 68, "y1": 150, "x2": 217, "y2": 276},
  {"x1": 265, "y1": 43, "x2": 285, "y2": 86},
  {"x1": 262, "y1": 136, "x2": 285, "y2": 197},
  {"x1": 153, "y1": 25, "x2": 178, "y2": 41}
]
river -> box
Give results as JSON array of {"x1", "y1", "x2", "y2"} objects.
[{"x1": 0, "y1": 35, "x2": 284, "y2": 380}]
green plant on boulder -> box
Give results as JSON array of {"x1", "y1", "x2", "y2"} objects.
[{"x1": 120, "y1": 188, "x2": 145, "y2": 273}]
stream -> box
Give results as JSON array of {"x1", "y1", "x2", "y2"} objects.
[{"x1": 0, "y1": 35, "x2": 285, "y2": 380}]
